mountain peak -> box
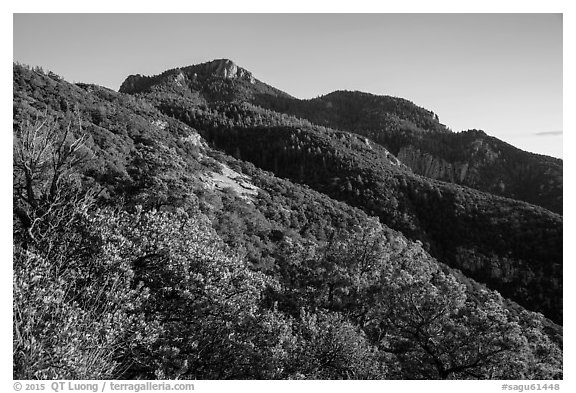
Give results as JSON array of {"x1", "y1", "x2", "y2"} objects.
[
  {"x1": 194, "y1": 58, "x2": 255, "y2": 83},
  {"x1": 119, "y1": 58, "x2": 293, "y2": 101}
]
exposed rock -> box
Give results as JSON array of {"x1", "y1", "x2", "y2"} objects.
[
  {"x1": 202, "y1": 59, "x2": 255, "y2": 84},
  {"x1": 397, "y1": 141, "x2": 562, "y2": 214},
  {"x1": 151, "y1": 119, "x2": 170, "y2": 131},
  {"x1": 398, "y1": 146, "x2": 468, "y2": 183},
  {"x1": 200, "y1": 163, "x2": 259, "y2": 202},
  {"x1": 180, "y1": 130, "x2": 206, "y2": 148},
  {"x1": 384, "y1": 150, "x2": 404, "y2": 167},
  {"x1": 173, "y1": 71, "x2": 186, "y2": 87}
]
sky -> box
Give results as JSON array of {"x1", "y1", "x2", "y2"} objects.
[{"x1": 13, "y1": 13, "x2": 563, "y2": 158}]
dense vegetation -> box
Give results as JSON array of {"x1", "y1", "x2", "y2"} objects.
[
  {"x1": 137, "y1": 95, "x2": 562, "y2": 324},
  {"x1": 13, "y1": 62, "x2": 562, "y2": 380}
]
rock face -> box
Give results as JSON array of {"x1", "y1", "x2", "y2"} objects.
[
  {"x1": 397, "y1": 141, "x2": 501, "y2": 190},
  {"x1": 398, "y1": 146, "x2": 469, "y2": 183},
  {"x1": 200, "y1": 163, "x2": 259, "y2": 202},
  {"x1": 396, "y1": 139, "x2": 562, "y2": 214},
  {"x1": 202, "y1": 59, "x2": 255, "y2": 83},
  {"x1": 119, "y1": 59, "x2": 257, "y2": 95},
  {"x1": 173, "y1": 71, "x2": 186, "y2": 86}
]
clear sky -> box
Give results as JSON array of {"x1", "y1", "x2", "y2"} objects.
[{"x1": 13, "y1": 13, "x2": 563, "y2": 158}]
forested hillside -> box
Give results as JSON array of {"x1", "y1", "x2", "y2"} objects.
[
  {"x1": 13, "y1": 62, "x2": 562, "y2": 380},
  {"x1": 127, "y1": 80, "x2": 563, "y2": 324},
  {"x1": 245, "y1": 90, "x2": 563, "y2": 214}
]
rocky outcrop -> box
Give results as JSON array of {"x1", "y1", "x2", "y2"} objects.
[
  {"x1": 200, "y1": 59, "x2": 255, "y2": 83},
  {"x1": 173, "y1": 71, "x2": 186, "y2": 86},
  {"x1": 200, "y1": 163, "x2": 259, "y2": 202},
  {"x1": 398, "y1": 146, "x2": 469, "y2": 183},
  {"x1": 119, "y1": 59, "x2": 257, "y2": 95},
  {"x1": 397, "y1": 137, "x2": 505, "y2": 186},
  {"x1": 396, "y1": 140, "x2": 562, "y2": 214}
]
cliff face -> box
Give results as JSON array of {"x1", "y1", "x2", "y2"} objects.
[
  {"x1": 397, "y1": 137, "x2": 499, "y2": 185},
  {"x1": 201, "y1": 59, "x2": 255, "y2": 83},
  {"x1": 396, "y1": 138, "x2": 562, "y2": 214},
  {"x1": 244, "y1": 88, "x2": 562, "y2": 214},
  {"x1": 398, "y1": 146, "x2": 469, "y2": 183}
]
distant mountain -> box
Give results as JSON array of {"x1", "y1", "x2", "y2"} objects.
[{"x1": 13, "y1": 62, "x2": 562, "y2": 380}]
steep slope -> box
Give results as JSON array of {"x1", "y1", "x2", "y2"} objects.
[
  {"x1": 394, "y1": 130, "x2": 562, "y2": 214},
  {"x1": 259, "y1": 90, "x2": 563, "y2": 214},
  {"x1": 12, "y1": 64, "x2": 368, "y2": 268},
  {"x1": 13, "y1": 64, "x2": 562, "y2": 379},
  {"x1": 129, "y1": 85, "x2": 563, "y2": 324}
]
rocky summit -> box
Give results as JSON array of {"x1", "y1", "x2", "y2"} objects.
[{"x1": 200, "y1": 58, "x2": 255, "y2": 83}]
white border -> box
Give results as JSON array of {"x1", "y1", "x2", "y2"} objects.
[{"x1": 4, "y1": 1, "x2": 573, "y2": 391}]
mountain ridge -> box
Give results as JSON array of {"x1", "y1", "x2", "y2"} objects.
[
  {"x1": 118, "y1": 60, "x2": 562, "y2": 214},
  {"x1": 120, "y1": 58, "x2": 293, "y2": 104},
  {"x1": 13, "y1": 62, "x2": 563, "y2": 380}
]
